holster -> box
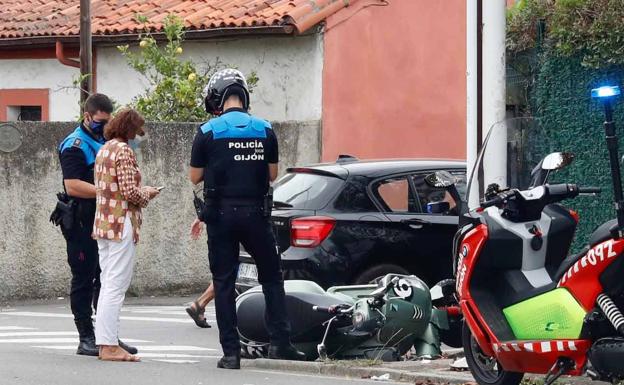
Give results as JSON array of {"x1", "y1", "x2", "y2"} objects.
[
  {"x1": 262, "y1": 187, "x2": 273, "y2": 218},
  {"x1": 197, "y1": 187, "x2": 219, "y2": 223},
  {"x1": 50, "y1": 192, "x2": 77, "y2": 241}
]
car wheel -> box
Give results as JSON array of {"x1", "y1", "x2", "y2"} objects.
[{"x1": 353, "y1": 264, "x2": 410, "y2": 285}]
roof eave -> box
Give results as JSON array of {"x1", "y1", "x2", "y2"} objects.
[{"x1": 0, "y1": 25, "x2": 296, "y2": 49}]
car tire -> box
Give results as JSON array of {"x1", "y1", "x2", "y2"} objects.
[{"x1": 353, "y1": 264, "x2": 410, "y2": 285}]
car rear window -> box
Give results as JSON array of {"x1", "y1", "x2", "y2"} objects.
[{"x1": 273, "y1": 172, "x2": 344, "y2": 210}]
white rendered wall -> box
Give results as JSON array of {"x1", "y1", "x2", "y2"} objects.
[
  {"x1": 0, "y1": 33, "x2": 323, "y2": 122},
  {"x1": 97, "y1": 33, "x2": 324, "y2": 122},
  {"x1": 0, "y1": 58, "x2": 81, "y2": 121}
]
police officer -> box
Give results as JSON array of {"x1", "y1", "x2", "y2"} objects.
[
  {"x1": 58, "y1": 94, "x2": 136, "y2": 357},
  {"x1": 189, "y1": 69, "x2": 306, "y2": 369}
]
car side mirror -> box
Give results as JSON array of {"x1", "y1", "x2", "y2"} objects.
[
  {"x1": 427, "y1": 201, "x2": 450, "y2": 214},
  {"x1": 424, "y1": 171, "x2": 456, "y2": 188}
]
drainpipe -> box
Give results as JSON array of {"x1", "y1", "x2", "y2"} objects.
[
  {"x1": 56, "y1": 40, "x2": 97, "y2": 93},
  {"x1": 55, "y1": 41, "x2": 80, "y2": 68}
]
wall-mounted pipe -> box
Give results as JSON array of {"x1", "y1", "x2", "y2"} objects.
[{"x1": 55, "y1": 41, "x2": 80, "y2": 68}]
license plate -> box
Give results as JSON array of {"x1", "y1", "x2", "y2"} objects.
[{"x1": 238, "y1": 263, "x2": 258, "y2": 280}]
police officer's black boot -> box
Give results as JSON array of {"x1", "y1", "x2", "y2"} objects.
[
  {"x1": 262, "y1": 282, "x2": 307, "y2": 361},
  {"x1": 217, "y1": 354, "x2": 241, "y2": 369},
  {"x1": 75, "y1": 318, "x2": 99, "y2": 356}
]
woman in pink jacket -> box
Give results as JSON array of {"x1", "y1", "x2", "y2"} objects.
[{"x1": 93, "y1": 109, "x2": 159, "y2": 362}]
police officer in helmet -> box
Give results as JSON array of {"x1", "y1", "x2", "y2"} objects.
[
  {"x1": 58, "y1": 94, "x2": 137, "y2": 357},
  {"x1": 189, "y1": 69, "x2": 306, "y2": 369}
]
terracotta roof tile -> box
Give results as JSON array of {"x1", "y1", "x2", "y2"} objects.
[{"x1": 0, "y1": 0, "x2": 373, "y2": 40}]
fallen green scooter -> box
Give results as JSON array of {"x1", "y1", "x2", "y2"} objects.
[{"x1": 236, "y1": 274, "x2": 461, "y2": 361}]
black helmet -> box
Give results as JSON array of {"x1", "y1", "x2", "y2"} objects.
[{"x1": 203, "y1": 68, "x2": 250, "y2": 115}]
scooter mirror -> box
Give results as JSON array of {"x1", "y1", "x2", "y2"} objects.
[
  {"x1": 541, "y1": 152, "x2": 574, "y2": 171},
  {"x1": 424, "y1": 171, "x2": 456, "y2": 188}
]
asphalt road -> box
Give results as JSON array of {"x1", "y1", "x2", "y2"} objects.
[{"x1": 0, "y1": 296, "x2": 405, "y2": 385}]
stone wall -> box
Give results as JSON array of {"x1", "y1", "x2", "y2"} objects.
[{"x1": 0, "y1": 120, "x2": 320, "y2": 301}]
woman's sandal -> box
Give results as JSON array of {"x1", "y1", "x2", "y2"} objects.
[{"x1": 185, "y1": 301, "x2": 211, "y2": 328}]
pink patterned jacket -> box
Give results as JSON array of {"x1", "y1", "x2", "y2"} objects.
[{"x1": 93, "y1": 139, "x2": 150, "y2": 243}]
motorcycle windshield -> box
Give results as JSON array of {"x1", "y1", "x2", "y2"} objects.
[{"x1": 466, "y1": 118, "x2": 555, "y2": 209}]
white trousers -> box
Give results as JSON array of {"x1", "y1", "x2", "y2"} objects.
[{"x1": 95, "y1": 215, "x2": 136, "y2": 346}]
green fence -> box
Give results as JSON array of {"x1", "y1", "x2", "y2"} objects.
[{"x1": 526, "y1": 53, "x2": 624, "y2": 251}]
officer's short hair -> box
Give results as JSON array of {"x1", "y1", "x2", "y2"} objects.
[{"x1": 84, "y1": 93, "x2": 113, "y2": 115}]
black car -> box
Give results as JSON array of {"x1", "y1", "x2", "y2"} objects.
[{"x1": 236, "y1": 156, "x2": 466, "y2": 292}]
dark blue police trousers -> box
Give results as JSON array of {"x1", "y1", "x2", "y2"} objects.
[{"x1": 206, "y1": 205, "x2": 291, "y2": 356}]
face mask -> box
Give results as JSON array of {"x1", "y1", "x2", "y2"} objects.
[
  {"x1": 129, "y1": 132, "x2": 148, "y2": 150},
  {"x1": 89, "y1": 119, "x2": 108, "y2": 136}
]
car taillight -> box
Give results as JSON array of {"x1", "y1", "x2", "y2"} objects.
[{"x1": 290, "y1": 216, "x2": 336, "y2": 248}]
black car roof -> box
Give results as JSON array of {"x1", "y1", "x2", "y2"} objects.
[{"x1": 288, "y1": 158, "x2": 466, "y2": 179}]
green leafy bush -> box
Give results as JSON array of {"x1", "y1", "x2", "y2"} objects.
[
  {"x1": 118, "y1": 14, "x2": 258, "y2": 122},
  {"x1": 507, "y1": 0, "x2": 624, "y2": 69},
  {"x1": 508, "y1": 1, "x2": 624, "y2": 249}
]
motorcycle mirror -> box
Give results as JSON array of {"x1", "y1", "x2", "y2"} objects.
[
  {"x1": 541, "y1": 152, "x2": 574, "y2": 171},
  {"x1": 427, "y1": 201, "x2": 450, "y2": 214},
  {"x1": 424, "y1": 171, "x2": 456, "y2": 188}
]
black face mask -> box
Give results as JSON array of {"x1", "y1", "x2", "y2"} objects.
[{"x1": 89, "y1": 118, "x2": 108, "y2": 136}]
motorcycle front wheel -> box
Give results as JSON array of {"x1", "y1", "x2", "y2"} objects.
[{"x1": 462, "y1": 322, "x2": 523, "y2": 385}]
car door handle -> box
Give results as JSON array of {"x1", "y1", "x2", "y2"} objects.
[{"x1": 400, "y1": 218, "x2": 429, "y2": 229}]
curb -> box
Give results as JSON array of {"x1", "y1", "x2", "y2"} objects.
[{"x1": 242, "y1": 359, "x2": 474, "y2": 384}]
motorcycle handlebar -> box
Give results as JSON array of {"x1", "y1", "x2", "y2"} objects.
[
  {"x1": 479, "y1": 184, "x2": 602, "y2": 210},
  {"x1": 312, "y1": 306, "x2": 335, "y2": 314},
  {"x1": 312, "y1": 305, "x2": 354, "y2": 315},
  {"x1": 579, "y1": 186, "x2": 602, "y2": 194},
  {"x1": 480, "y1": 190, "x2": 515, "y2": 209}
]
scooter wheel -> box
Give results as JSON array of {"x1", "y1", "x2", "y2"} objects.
[{"x1": 462, "y1": 321, "x2": 523, "y2": 385}]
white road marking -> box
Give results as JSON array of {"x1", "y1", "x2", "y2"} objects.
[
  {"x1": 1, "y1": 305, "x2": 219, "y2": 365},
  {"x1": 152, "y1": 359, "x2": 201, "y2": 364},
  {"x1": 135, "y1": 353, "x2": 219, "y2": 358},
  {"x1": 3, "y1": 312, "x2": 197, "y2": 323},
  {"x1": 0, "y1": 338, "x2": 147, "y2": 344},
  {"x1": 0, "y1": 331, "x2": 77, "y2": 337},
  {"x1": 133, "y1": 346, "x2": 217, "y2": 352},
  {"x1": 33, "y1": 345, "x2": 216, "y2": 352}
]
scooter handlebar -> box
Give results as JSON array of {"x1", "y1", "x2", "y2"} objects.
[
  {"x1": 480, "y1": 190, "x2": 516, "y2": 209},
  {"x1": 578, "y1": 186, "x2": 602, "y2": 195},
  {"x1": 312, "y1": 306, "x2": 335, "y2": 314},
  {"x1": 312, "y1": 305, "x2": 353, "y2": 315}
]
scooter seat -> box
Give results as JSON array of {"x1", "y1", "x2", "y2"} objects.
[
  {"x1": 236, "y1": 281, "x2": 354, "y2": 344},
  {"x1": 553, "y1": 246, "x2": 590, "y2": 281},
  {"x1": 588, "y1": 219, "x2": 617, "y2": 248}
]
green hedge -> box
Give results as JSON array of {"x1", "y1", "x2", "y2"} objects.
[{"x1": 531, "y1": 53, "x2": 624, "y2": 251}]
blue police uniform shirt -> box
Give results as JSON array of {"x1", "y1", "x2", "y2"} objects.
[
  {"x1": 190, "y1": 108, "x2": 278, "y2": 199},
  {"x1": 58, "y1": 123, "x2": 106, "y2": 191}
]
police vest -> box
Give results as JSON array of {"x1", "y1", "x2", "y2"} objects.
[
  {"x1": 200, "y1": 111, "x2": 273, "y2": 199},
  {"x1": 59, "y1": 125, "x2": 105, "y2": 167}
]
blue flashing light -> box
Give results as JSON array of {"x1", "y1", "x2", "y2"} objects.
[{"x1": 591, "y1": 86, "x2": 621, "y2": 99}]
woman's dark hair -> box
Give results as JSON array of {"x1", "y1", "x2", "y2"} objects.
[{"x1": 104, "y1": 109, "x2": 145, "y2": 141}]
